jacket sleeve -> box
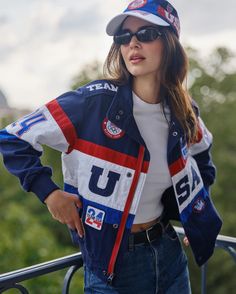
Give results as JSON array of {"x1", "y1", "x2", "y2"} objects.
[
  {"x1": 0, "y1": 90, "x2": 86, "y2": 202},
  {"x1": 189, "y1": 116, "x2": 216, "y2": 190}
]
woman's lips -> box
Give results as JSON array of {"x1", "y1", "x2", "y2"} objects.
[{"x1": 129, "y1": 55, "x2": 145, "y2": 64}]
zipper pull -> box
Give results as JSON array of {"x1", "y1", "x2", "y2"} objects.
[{"x1": 107, "y1": 272, "x2": 115, "y2": 285}]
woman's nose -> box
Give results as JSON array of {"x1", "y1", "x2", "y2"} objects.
[{"x1": 129, "y1": 35, "x2": 140, "y2": 48}]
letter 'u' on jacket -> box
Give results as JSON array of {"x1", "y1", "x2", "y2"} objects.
[{"x1": 0, "y1": 79, "x2": 222, "y2": 283}]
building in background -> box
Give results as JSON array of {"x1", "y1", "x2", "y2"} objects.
[
  {"x1": 0, "y1": 89, "x2": 9, "y2": 108},
  {"x1": 0, "y1": 88, "x2": 29, "y2": 127}
]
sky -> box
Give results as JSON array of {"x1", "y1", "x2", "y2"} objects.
[{"x1": 0, "y1": 0, "x2": 236, "y2": 110}]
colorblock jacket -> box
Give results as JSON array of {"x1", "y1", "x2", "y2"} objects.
[{"x1": 0, "y1": 79, "x2": 222, "y2": 283}]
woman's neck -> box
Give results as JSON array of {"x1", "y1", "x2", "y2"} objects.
[{"x1": 132, "y1": 76, "x2": 161, "y2": 104}]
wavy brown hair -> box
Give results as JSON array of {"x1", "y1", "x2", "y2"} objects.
[{"x1": 103, "y1": 27, "x2": 198, "y2": 143}]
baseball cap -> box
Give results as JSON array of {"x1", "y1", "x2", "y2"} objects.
[{"x1": 106, "y1": 0, "x2": 180, "y2": 38}]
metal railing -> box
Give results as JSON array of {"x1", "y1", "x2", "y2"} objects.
[
  {"x1": 175, "y1": 227, "x2": 236, "y2": 294},
  {"x1": 0, "y1": 228, "x2": 235, "y2": 294},
  {"x1": 0, "y1": 253, "x2": 83, "y2": 294}
]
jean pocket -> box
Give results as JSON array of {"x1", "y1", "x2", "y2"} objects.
[
  {"x1": 69, "y1": 228, "x2": 83, "y2": 246},
  {"x1": 164, "y1": 224, "x2": 178, "y2": 241}
]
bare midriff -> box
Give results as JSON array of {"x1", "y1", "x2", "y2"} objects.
[{"x1": 131, "y1": 217, "x2": 160, "y2": 233}]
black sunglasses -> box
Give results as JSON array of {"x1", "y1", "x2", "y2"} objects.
[{"x1": 114, "y1": 26, "x2": 162, "y2": 45}]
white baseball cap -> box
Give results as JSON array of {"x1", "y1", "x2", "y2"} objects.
[{"x1": 106, "y1": 0, "x2": 180, "y2": 38}]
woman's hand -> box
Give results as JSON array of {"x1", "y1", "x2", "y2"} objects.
[
  {"x1": 183, "y1": 236, "x2": 190, "y2": 246},
  {"x1": 44, "y1": 189, "x2": 84, "y2": 237}
]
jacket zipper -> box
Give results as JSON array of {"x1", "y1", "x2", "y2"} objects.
[{"x1": 106, "y1": 145, "x2": 145, "y2": 284}]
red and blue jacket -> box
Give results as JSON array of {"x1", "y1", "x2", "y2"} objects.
[{"x1": 0, "y1": 79, "x2": 222, "y2": 283}]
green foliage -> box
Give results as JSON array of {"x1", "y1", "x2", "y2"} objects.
[
  {"x1": 187, "y1": 47, "x2": 236, "y2": 109},
  {"x1": 0, "y1": 152, "x2": 83, "y2": 293},
  {"x1": 187, "y1": 47, "x2": 236, "y2": 234},
  {"x1": 1, "y1": 46, "x2": 236, "y2": 293},
  {"x1": 185, "y1": 47, "x2": 236, "y2": 293},
  {"x1": 70, "y1": 61, "x2": 103, "y2": 90}
]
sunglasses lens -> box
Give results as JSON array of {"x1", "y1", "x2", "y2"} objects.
[
  {"x1": 114, "y1": 32, "x2": 131, "y2": 45},
  {"x1": 137, "y1": 28, "x2": 160, "y2": 42},
  {"x1": 114, "y1": 27, "x2": 161, "y2": 45}
]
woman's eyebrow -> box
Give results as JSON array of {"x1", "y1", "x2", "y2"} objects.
[{"x1": 121, "y1": 25, "x2": 159, "y2": 31}]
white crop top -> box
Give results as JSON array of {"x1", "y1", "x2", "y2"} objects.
[{"x1": 132, "y1": 92, "x2": 172, "y2": 224}]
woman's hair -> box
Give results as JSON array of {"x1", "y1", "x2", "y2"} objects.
[{"x1": 103, "y1": 27, "x2": 198, "y2": 143}]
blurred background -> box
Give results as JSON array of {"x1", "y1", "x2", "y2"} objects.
[{"x1": 0, "y1": 0, "x2": 236, "y2": 293}]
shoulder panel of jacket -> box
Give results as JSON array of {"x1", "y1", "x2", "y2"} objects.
[{"x1": 46, "y1": 80, "x2": 119, "y2": 142}]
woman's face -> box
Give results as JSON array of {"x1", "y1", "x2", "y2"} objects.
[{"x1": 120, "y1": 16, "x2": 164, "y2": 81}]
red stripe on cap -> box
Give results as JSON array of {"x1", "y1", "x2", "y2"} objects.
[
  {"x1": 74, "y1": 138, "x2": 149, "y2": 173},
  {"x1": 46, "y1": 99, "x2": 77, "y2": 152}
]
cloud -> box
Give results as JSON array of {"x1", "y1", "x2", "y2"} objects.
[
  {"x1": 173, "y1": 0, "x2": 236, "y2": 35},
  {"x1": 0, "y1": 14, "x2": 8, "y2": 25},
  {"x1": 58, "y1": 6, "x2": 102, "y2": 35}
]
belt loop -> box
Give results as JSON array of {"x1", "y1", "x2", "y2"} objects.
[
  {"x1": 145, "y1": 225, "x2": 154, "y2": 243},
  {"x1": 159, "y1": 220, "x2": 165, "y2": 233},
  {"x1": 128, "y1": 234, "x2": 135, "y2": 251}
]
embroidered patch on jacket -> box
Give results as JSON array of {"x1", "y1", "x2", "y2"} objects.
[
  {"x1": 181, "y1": 144, "x2": 188, "y2": 160},
  {"x1": 102, "y1": 118, "x2": 125, "y2": 139},
  {"x1": 85, "y1": 206, "x2": 105, "y2": 230},
  {"x1": 193, "y1": 197, "x2": 206, "y2": 213}
]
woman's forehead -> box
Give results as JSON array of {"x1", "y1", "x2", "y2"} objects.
[{"x1": 122, "y1": 16, "x2": 155, "y2": 30}]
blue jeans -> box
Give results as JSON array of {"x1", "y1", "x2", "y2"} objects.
[{"x1": 84, "y1": 225, "x2": 191, "y2": 294}]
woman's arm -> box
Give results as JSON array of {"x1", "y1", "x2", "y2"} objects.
[{"x1": 0, "y1": 91, "x2": 86, "y2": 235}]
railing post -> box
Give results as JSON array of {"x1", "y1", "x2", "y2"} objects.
[
  {"x1": 62, "y1": 264, "x2": 82, "y2": 294},
  {"x1": 201, "y1": 263, "x2": 207, "y2": 294},
  {"x1": 0, "y1": 283, "x2": 29, "y2": 293}
]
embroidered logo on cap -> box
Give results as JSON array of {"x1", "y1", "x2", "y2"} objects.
[
  {"x1": 166, "y1": 3, "x2": 174, "y2": 14},
  {"x1": 157, "y1": 6, "x2": 180, "y2": 36},
  {"x1": 85, "y1": 206, "x2": 105, "y2": 230},
  {"x1": 128, "y1": 0, "x2": 147, "y2": 10},
  {"x1": 102, "y1": 118, "x2": 125, "y2": 139},
  {"x1": 193, "y1": 198, "x2": 206, "y2": 213}
]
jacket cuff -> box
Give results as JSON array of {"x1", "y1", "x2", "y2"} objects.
[{"x1": 30, "y1": 173, "x2": 60, "y2": 203}]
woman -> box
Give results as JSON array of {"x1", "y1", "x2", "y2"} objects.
[{"x1": 0, "y1": 0, "x2": 222, "y2": 293}]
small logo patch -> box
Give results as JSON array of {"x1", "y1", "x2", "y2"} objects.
[
  {"x1": 102, "y1": 118, "x2": 125, "y2": 139},
  {"x1": 157, "y1": 6, "x2": 180, "y2": 36},
  {"x1": 181, "y1": 144, "x2": 188, "y2": 160},
  {"x1": 193, "y1": 198, "x2": 206, "y2": 213},
  {"x1": 85, "y1": 206, "x2": 105, "y2": 230},
  {"x1": 128, "y1": 0, "x2": 147, "y2": 10}
]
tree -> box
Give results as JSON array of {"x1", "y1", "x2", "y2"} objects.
[
  {"x1": 186, "y1": 47, "x2": 236, "y2": 293},
  {"x1": 70, "y1": 61, "x2": 103, "y2": 90}
]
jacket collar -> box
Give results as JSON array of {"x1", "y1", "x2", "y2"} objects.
[
  {"x1": 106, "y1": 82, "x2": 146, "y2": 145},
  {"x1": 106, "y1": 80, "x2": 185, "y2": 148}
]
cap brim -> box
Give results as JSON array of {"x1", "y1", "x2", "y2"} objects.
[{"x1": 106, "y1": 10, "x2": 170, "y2": 36}]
